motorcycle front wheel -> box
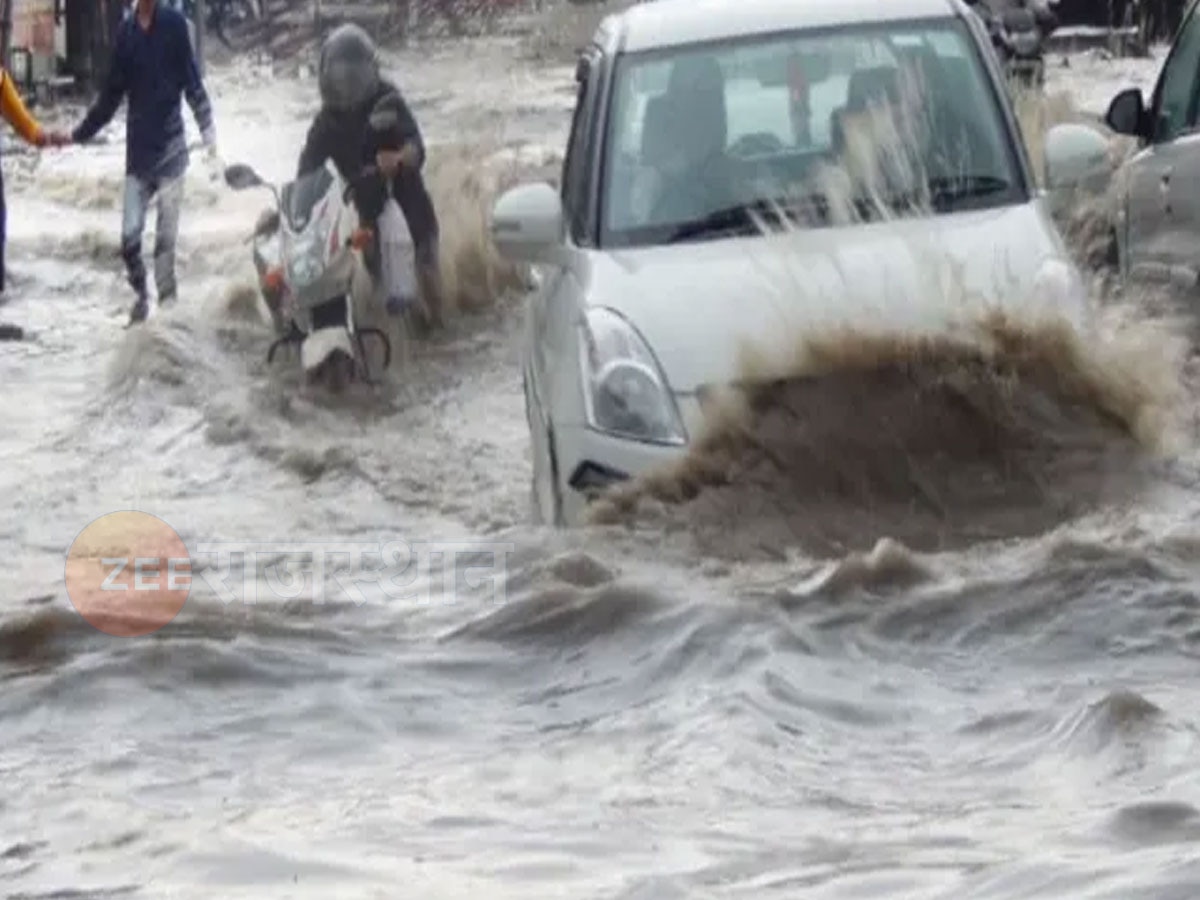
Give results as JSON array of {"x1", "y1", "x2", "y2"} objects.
[{"x1": 306, "y1": 349, "x2": 357, "y2": 394}]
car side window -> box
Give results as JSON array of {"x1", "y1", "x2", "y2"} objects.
[
  {"x1": 561, "y1": 50, "x2": 600, "y2": 244},
  {"x1": 1152, "y1": 8, "x2": 1200, "y2": 142}
]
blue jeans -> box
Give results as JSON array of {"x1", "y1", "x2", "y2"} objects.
[{"x1": 121, "y1": 173, "x2": 184, "y2": 302}]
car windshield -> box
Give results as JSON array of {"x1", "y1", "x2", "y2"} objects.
[
  {"x1": 281, "y1": 166, "x2": 335, "y2": 231},
  {"x1": 599, "y1": 17, "x2": 1026, "y2": 248}
]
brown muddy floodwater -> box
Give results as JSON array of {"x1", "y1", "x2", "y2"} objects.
[{"x1": 3, "y1": 22, "x2": 1200, "y2": 900}]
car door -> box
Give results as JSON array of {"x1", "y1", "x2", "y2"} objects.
[
  {"x1": 1123, "y1": 3, "x2": 1200, "y2": 284},
  {"x1": 528, "y1": 46, "x2": 602, "y2": 434},
  {"x1": 1159, "y1": 128, "x2": 1200, "y2": 289}
]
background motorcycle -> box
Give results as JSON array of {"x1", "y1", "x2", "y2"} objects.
[
  {"x1": 225, "y1": 160, "x2": 392, "y2": 392},
  {"x1": 967, "y1": 0, "x2": 1058, "y2": 89},
  {"x1": 178, "y1": 0, "x2": 260, "y2": 47}
]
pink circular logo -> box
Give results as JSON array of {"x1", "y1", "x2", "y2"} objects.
[{"x1": 64, "y1": 510, "x2": 192, "y2": 637}]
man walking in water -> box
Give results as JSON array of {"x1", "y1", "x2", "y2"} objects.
[{"x1": 68, "y1": 0, "x2": 219, "y2": 326}]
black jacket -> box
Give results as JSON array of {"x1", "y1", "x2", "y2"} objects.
[
  {"x1": 296, "y1": 78, "x2": 438, "y2": 242},
  {"x1": 297, "y1": 77, "x2": 425, "y2": 181}
]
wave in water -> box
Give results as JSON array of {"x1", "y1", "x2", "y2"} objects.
[{"x1": 589, "y1": 311, "x2": 1186, "y2": 561}]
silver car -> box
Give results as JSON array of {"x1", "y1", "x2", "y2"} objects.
[
  {"x1": 491, "y1": 0, "x2": 1111, "y2": 527},
  {"x1": 1102, "y1": 0, "x2": 1200, "y2": 288}
]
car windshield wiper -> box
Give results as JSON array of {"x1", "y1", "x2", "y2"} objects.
[
  {"x1": 664, "y1": 196, "x2": 836, "y2": 243},
  {"x1": 850, "y1": 175, "x2": 1013, "y2": 218},
  {"x1": 665, "y1": 204, "x2": 760, "y2": 243},
  {"x1": 926, "y1": 174, "x2": 1012, "y2": 208}
]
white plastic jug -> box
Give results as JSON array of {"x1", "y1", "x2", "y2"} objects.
[{"x1": 376, "y1": 196, "x2": 419, "y2": 309}]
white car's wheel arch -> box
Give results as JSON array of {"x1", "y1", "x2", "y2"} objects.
[
  {"x1": 524, "y1": 365, "x2": 564, "y2": 527},
  {"x1": 1112, "y1": 186, "x2": 1132, "y2": 285}
]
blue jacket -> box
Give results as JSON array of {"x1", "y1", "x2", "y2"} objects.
[{"x1": 72, "y1": 1, "x2": 215, "y2": 180}]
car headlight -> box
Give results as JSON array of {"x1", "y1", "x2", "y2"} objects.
[{"x1": 577, "y1": 307, "x2": 687, "y2": 446}]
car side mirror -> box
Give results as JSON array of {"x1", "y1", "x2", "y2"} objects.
[
  {"x1": 1104, "y1": 87, "x2": 1148, "y2": 139},
  {"x1": 490, "y1": 182, "x2": 568, "y2": 267},
  {"x1": 1043, "y1": 122, "x2": 1111, "y2": 198}
]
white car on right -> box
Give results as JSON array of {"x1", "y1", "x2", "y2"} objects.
[
  {"x1": 1100, "y1": 0, "x2": 1200, "y2": 289},
  {"x1": 491, "y1": 0, "x2": 1114, "y2": 526}
]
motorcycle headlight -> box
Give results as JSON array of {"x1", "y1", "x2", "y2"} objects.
[
  {"x1": 1013, "y1": 32, "x2": 1038, "y2": 54},
  {"x1": 287, "y1": 235, "x2": 323, "y2": 287},
  {"x1": 577, "y1": 307, "x2": 687, "y2": 446}
]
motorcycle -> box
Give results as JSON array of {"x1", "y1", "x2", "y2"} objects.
[
  {"x1": 996, "y1": 5, "x2": 1047, "y2": 87},
  {"x1": 967, "y1": 0, "x2": 1057, "y2": 88},
  {"x1": 223, "y1": 160, "x2": 392, "y2": 390}
]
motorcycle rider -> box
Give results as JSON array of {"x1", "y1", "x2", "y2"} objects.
[
  {"x1": 295, "y1": 24, "x2": 444, "y2": 331},
  {"x1": 1027, "y1": 0, "x2": 1059, "y2": 36},
  {"x1": 967, "y1": 0, "x2": 1058, "y2": 40},
  {"x1": 965, "y1": 0, "x2": 1056, "y2": 83}
]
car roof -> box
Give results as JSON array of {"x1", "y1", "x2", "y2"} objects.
[{"x1": 604, "y1": 0, "x2": 966, "y2": 53}]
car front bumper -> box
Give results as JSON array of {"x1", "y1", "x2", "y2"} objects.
[{"x1": 555, "y1": 394, "x2": 707, "y2": 523}]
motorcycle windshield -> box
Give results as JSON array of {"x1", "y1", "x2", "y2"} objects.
[{"x1": 282, "y1": 167, "x2": 335, "y2": 231}]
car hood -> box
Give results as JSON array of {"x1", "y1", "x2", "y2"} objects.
[{"x1": 583, "y1": 202, "x2": 1088, "y2": 394}]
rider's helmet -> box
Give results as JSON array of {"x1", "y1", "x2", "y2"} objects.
[{"x1": 318, "y1": 23, "x2": 380, "y2": 113}]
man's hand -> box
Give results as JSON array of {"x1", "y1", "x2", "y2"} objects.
[
  {"x1": 201, "y1": 128, "x2": 223, "y2": 180},
  {"x1": 376, "y1": 148, "x2": 403, "y2": 178},
  {"x1": 377, "y1": 142, "x2": 420, "y2": 178},
  {"x1": 202, "y1": 127, "x2": 220, "y2": 161},
  {"x1": 38, "y1": 129, "x2": 72, "y2": 148},
  {"x1": 398, "y1": 141, "x2": 419, "y2": 168}
]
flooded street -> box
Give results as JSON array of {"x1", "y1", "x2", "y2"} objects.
[{"x1": 4, "y1": 22, "x2": 1200, "y2": 898}]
